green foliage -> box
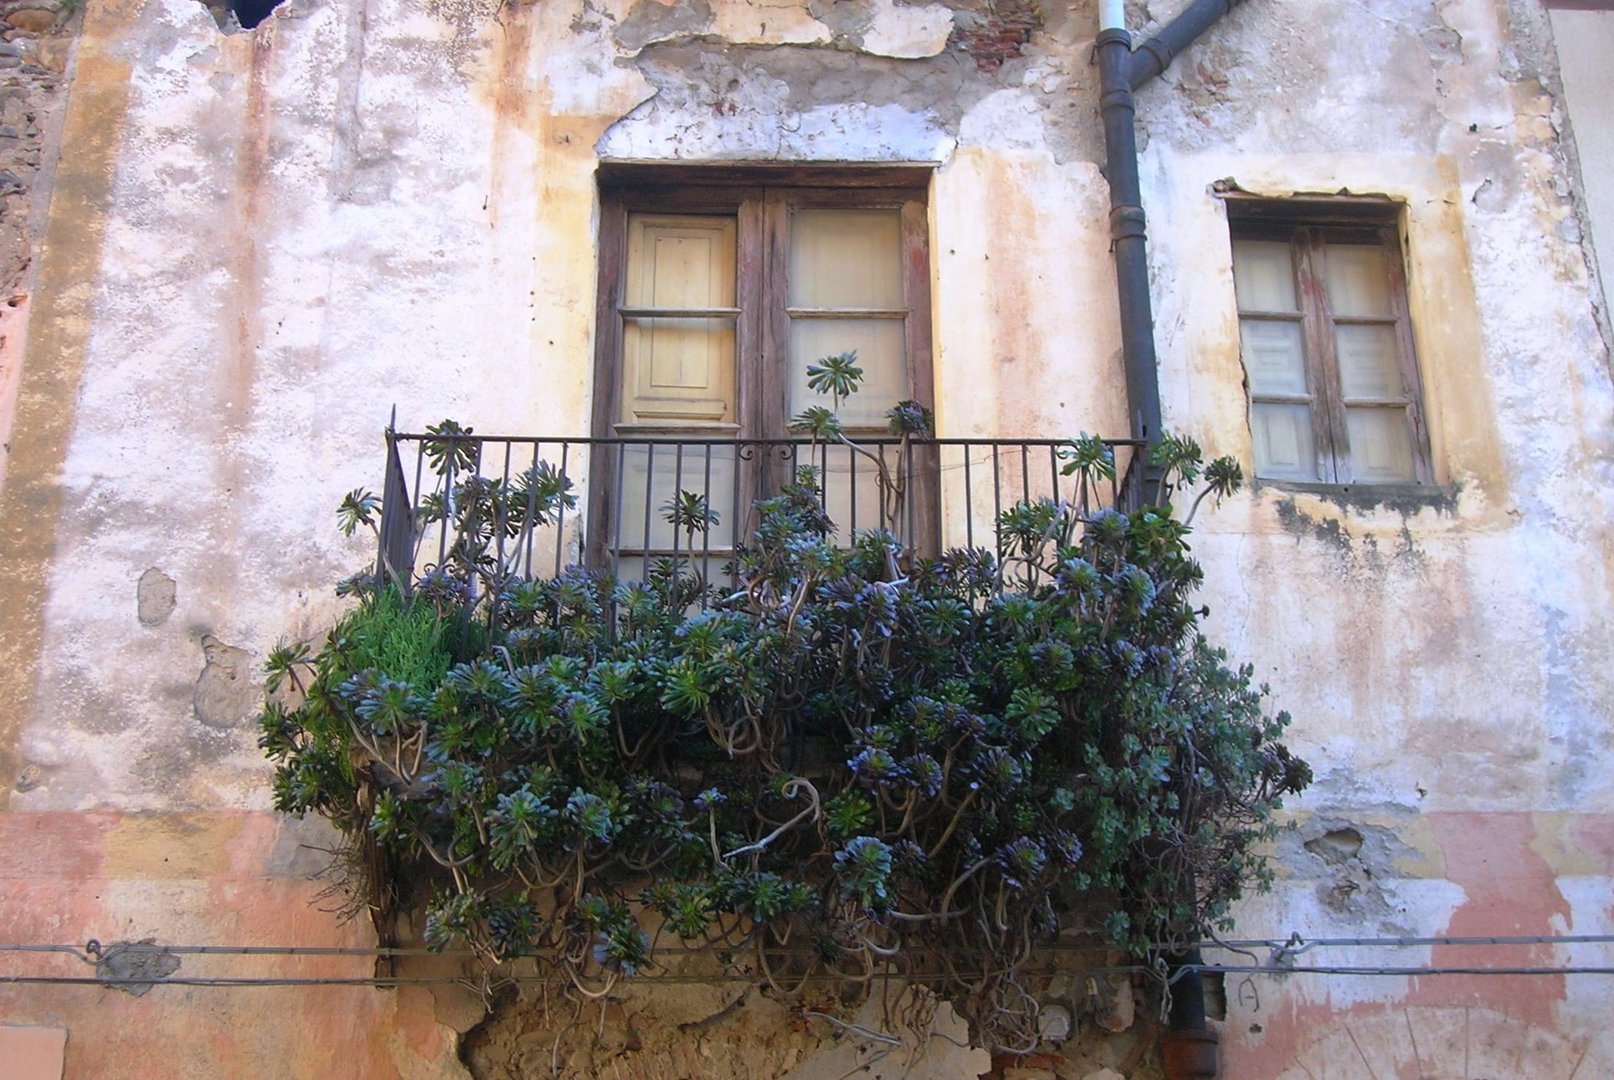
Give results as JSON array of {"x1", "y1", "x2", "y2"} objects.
[
  {"x1": 804, "y1": 350, "x2": 864, "y2": 409},
  {"x1": 265, "y1": 402, "x2": 1304, "y2": 1048},
  {"x1": 337, "y1": 489, "x2": 381, "y2": 537},
  {"x1": 661, "y1": 490, "x2": 720, "y2": 549},
  {"x1": 789, "y1": 405, "x2": 842, "y2": 441},
  {"x1": 886, "y1": 400, "x2": 934, "y2": 439}
]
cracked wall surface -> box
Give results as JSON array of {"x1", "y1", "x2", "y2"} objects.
[{"x1": 0, "y1": 0, "x2": 1610, "y2": 1076}]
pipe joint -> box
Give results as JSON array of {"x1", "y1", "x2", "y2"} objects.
[
  {"x1": 1134, "y1": 37, "x2": 1175, "y2": 77},
  {"x1": 1109, "y1": 204, "x2": 1147, "y2": 241},
  {"x1": 1095, "y1": 27, "x2": 1132, "y2": 49},
  {"x1": 1100, "y1": 86, "x2": 1137, "y2": 112}
]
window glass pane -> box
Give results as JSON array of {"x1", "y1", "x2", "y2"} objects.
[
  {"x1": 615, "y1": 443, "x2": 738, "y2": 555},
  {"x1": 807, "y1": 442, "x2": 893, "y2": 541},
  {"x1": 1232, "y1": 240, "x2": 1298, "y2": 312},
  {"x1": 789, "y1": 209, "x2": 904, "y2": 309},
  {"x1": 622, "y1": 215, "x2": 737, "y2": 427},
  {"x1": 623, "y1": 317, "x2": 737, "y2": 424},
  {"x1": 626, "y1": 215, "x2": 737, "y2": 308},
  {"x1": 1251, "y1": 403, "x2": 1319, "y2": 481},
  {"x1": 1323, "y1": 244, "x2": 1393, "y2": 317},
  {"x1": 1335, "y1": 323, "x2": 1404, "y2": 401},
  {"x1": 1344, "y1": 407, "x2": 1416, "y2": 482},
  {"x1": 1239, "y1": 318, "x2": 1307, "y2": 395},
  {"x1": 790, "y1": 318, "x2": 907, "y2": 428}
]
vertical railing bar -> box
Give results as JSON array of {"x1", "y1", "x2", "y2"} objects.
[
  {"x1": 1123, "y1": 441, "x2": 1138, "y2": 510},
  {"x1": 553, "y1": 441, "x2": 571, "y2": 579},
  {"x1": 848, "y1": 441, "x2": 858, "y2": 537},
  {"x1": 521, "y1": 441, "x2": 539, "y2": 580},
  {"x1": 1121, "y1": 442, "x2": 1135, "y2": 511},
  {"x1": 641, "y1": 442, "x2": 656, "y2": 581},
  {"x1": 1112, "y1": 442, "x2": 1123, "y2": 509},
  {"x1": 612, "y1": 441, "x2": 627, "y2": 584},
  {"x1": 487, "y1": 435, "x2": 513, "y2": 626},
  {"x1": 991, "y1": 444, "x2": 1003, "y2": 565},
  {"x1": 1049, "y1": 444, "x2": 1061, "y2": 507},
  {"x1": 819, "y1": 441, "x2": 829, "y2": 515},
  {"x1": 377, "y1": 429, "x2": 415, "y2": 597},
  {"x1": 437, "y1": 440, "x2": 455, "y2": 570},
  {"x1": 962, "y1": 443, "x2": 974, "y2": 551},
  {"x1": 672, "y1": 442, "x2": 685, "y2": 569},
  {"x1": 494, "y1": 441, "x2": 513, "y2": 595},
  {"x1": 1019, "y1": 442, "x2": 1037, "y2": 591},
  {"x1": 731, "y1": 443, "x2": 745, "y2": 592},
  {"x1": 907, "y1": 444, "x2": 916, "y2": 557},
  {"x1": 701, "y1": 445, "x2": 713, "y2": 601},
  {"x1": 468, "y1": 437, "x2": 488, "y2": 608},
  {"x1": 1020, "y1": 442, "x2": 1031, "y2": 511},
  {"x1": 410, "y1": 438, "x2": 429, "y2": 588}
]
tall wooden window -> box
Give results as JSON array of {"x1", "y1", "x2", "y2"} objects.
[
  {"x1": 1228, "y1": 200, "x2": 1432, "y2": 485},
  {"x1": 592, "y1": 167, "x2": 934, "y2": 575}
]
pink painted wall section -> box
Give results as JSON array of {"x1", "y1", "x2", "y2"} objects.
[
  {"x1": 0, "y1": 1025, "x2": 66, "y2": 1080},
  {"x1": 1221, "y1": 812, "x2": 1614, "y2": 1080},
  {"x1": 0, "y1": 811, "x2": 465, "y2": 1080},
  {"x1": 1411, "y1": 813, "x2": 1571, "y2": 1026}
]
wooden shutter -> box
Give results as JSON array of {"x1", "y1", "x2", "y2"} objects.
[{"x1": 619, "y1": 214, "x2": 739, "y2": 429}]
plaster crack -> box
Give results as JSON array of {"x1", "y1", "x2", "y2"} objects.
[
  {"x1": 1342, "y1": 1020, "x2": 1380, "y2": 1079},
  {"x1": 1402, "y1": 1006, "x2": 1425, "y2": 1078}
]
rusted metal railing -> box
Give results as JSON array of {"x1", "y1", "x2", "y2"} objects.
[{"x1": 377, "y1": 431, "x2": 1145, "y2": 594}]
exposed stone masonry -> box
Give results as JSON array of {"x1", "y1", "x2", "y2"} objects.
[
  {"x1": 0, "y1": 3, "x2": 68, "y2": 300},
  {"x1": 0, "y1": 1, "x2": 69, "y2": 484}
]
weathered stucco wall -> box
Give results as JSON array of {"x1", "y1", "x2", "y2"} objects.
[
  {"x1": 1139, "y1": 0, "x2": 1614, "y2": 1073},
  {"x1": 0, "y1": 0, "x2": 1610, "y2": 1075},
  {"x1": 1550, "y1": 5, "x2": 1614, "y2": 325}
]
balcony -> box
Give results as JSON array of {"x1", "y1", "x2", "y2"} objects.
[{"x1": 375, "y1": 430, "x2": 1146, "y2": 597}]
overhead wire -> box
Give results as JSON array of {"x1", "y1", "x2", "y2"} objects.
[
  {"x1": 4, "y1": 932, "x2": 1612, "y2": 961},
  {"x1": 6, "y1": 964, "x2": 1614, "y2": 991},
  {"x1": 2, "y1": 933, "x2": 1611, "y2": 990}
]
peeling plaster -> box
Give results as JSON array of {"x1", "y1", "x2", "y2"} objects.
[
  {"x1": 95, "y1": 939, "x2": 181, "y2": 996},
  {"x1": 136, "y1": 567, "x2": 176, "y2": 625},
  {"x1": 599, "y1": 43, "x2": 964, "y2": 161},
  {"x1": 193, "y1": 635, "x2": 256, "y2": 731},
  {"x1": 856, "y1": 0, "x2": 953, "y2": 60}
]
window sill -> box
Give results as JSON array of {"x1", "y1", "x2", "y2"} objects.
[{"x1": 1253, "y1": 478, "x2": 1459, "y2": 515}]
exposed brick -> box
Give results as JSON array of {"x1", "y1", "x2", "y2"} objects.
[{"x1": 952, "y1": 0, "x2": 1043, "y2": 72}]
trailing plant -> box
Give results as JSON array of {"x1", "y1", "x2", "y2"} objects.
[{"x1": 263, "y1": 368, "x2": 1307, "y2": 1051}]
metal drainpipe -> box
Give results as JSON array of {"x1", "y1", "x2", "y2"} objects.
[
  {"x1": 1129, "y1": 0, "x2": 1248, "y2": 89},
  {"x1": 1096, "y1": 13, "x2": 1161, "y2": 455},
  {"x1": 1096, "y1": 2, "x2": 1250, "y2": 1076},
  {"x1": 1098, "y1": 0, "x2": 1250, "y2": 461}
]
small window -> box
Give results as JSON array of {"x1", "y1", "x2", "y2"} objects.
[{"x1": 1227, "y1": 200, "x2": 1432, "y2": 485}]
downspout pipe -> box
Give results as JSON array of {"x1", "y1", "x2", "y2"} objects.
[
  {"x1": 1098, "y1": 0, "x2": 1250, "y2": 458},
  {"x1": 1129, "y1": 0, "x2": 1249, "y2": 90},
  {"x1": 1096, "y1": 19, "x2": 1161, "y2": 452},
  {"x1": 1096, "y1": 3, "x2": 1248, "y2": 1076},
  {"x1": 1162, "y1": 946, "x2": 1218, "y2": 1079}
]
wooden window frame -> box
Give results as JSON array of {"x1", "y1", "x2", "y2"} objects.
[
  {"x1": 1228, "y1": 198, "x2": 1434, "y2": 486},
  {"x1": 590, "y1": 166, "x2": 935, "y2": 565}
]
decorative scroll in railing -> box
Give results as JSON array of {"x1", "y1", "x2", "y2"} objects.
[{"x1": 377, "y1": 432, "x2": 1145, "y2": 597}]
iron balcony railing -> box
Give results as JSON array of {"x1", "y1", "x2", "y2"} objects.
[{"x1": 376, "y1": 432, "x2": 1145, "y2": 594}]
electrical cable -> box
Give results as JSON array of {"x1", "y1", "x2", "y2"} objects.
[
  {"x1": 4, "y1": 932, "x2": 1611, "y2": 961},
  {"x1": 5, "y1": 963, "x2": 1614, "y2": 991},
  {"x1": 4, "y1": 933, "x2": 1610, "y2": 991}
]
